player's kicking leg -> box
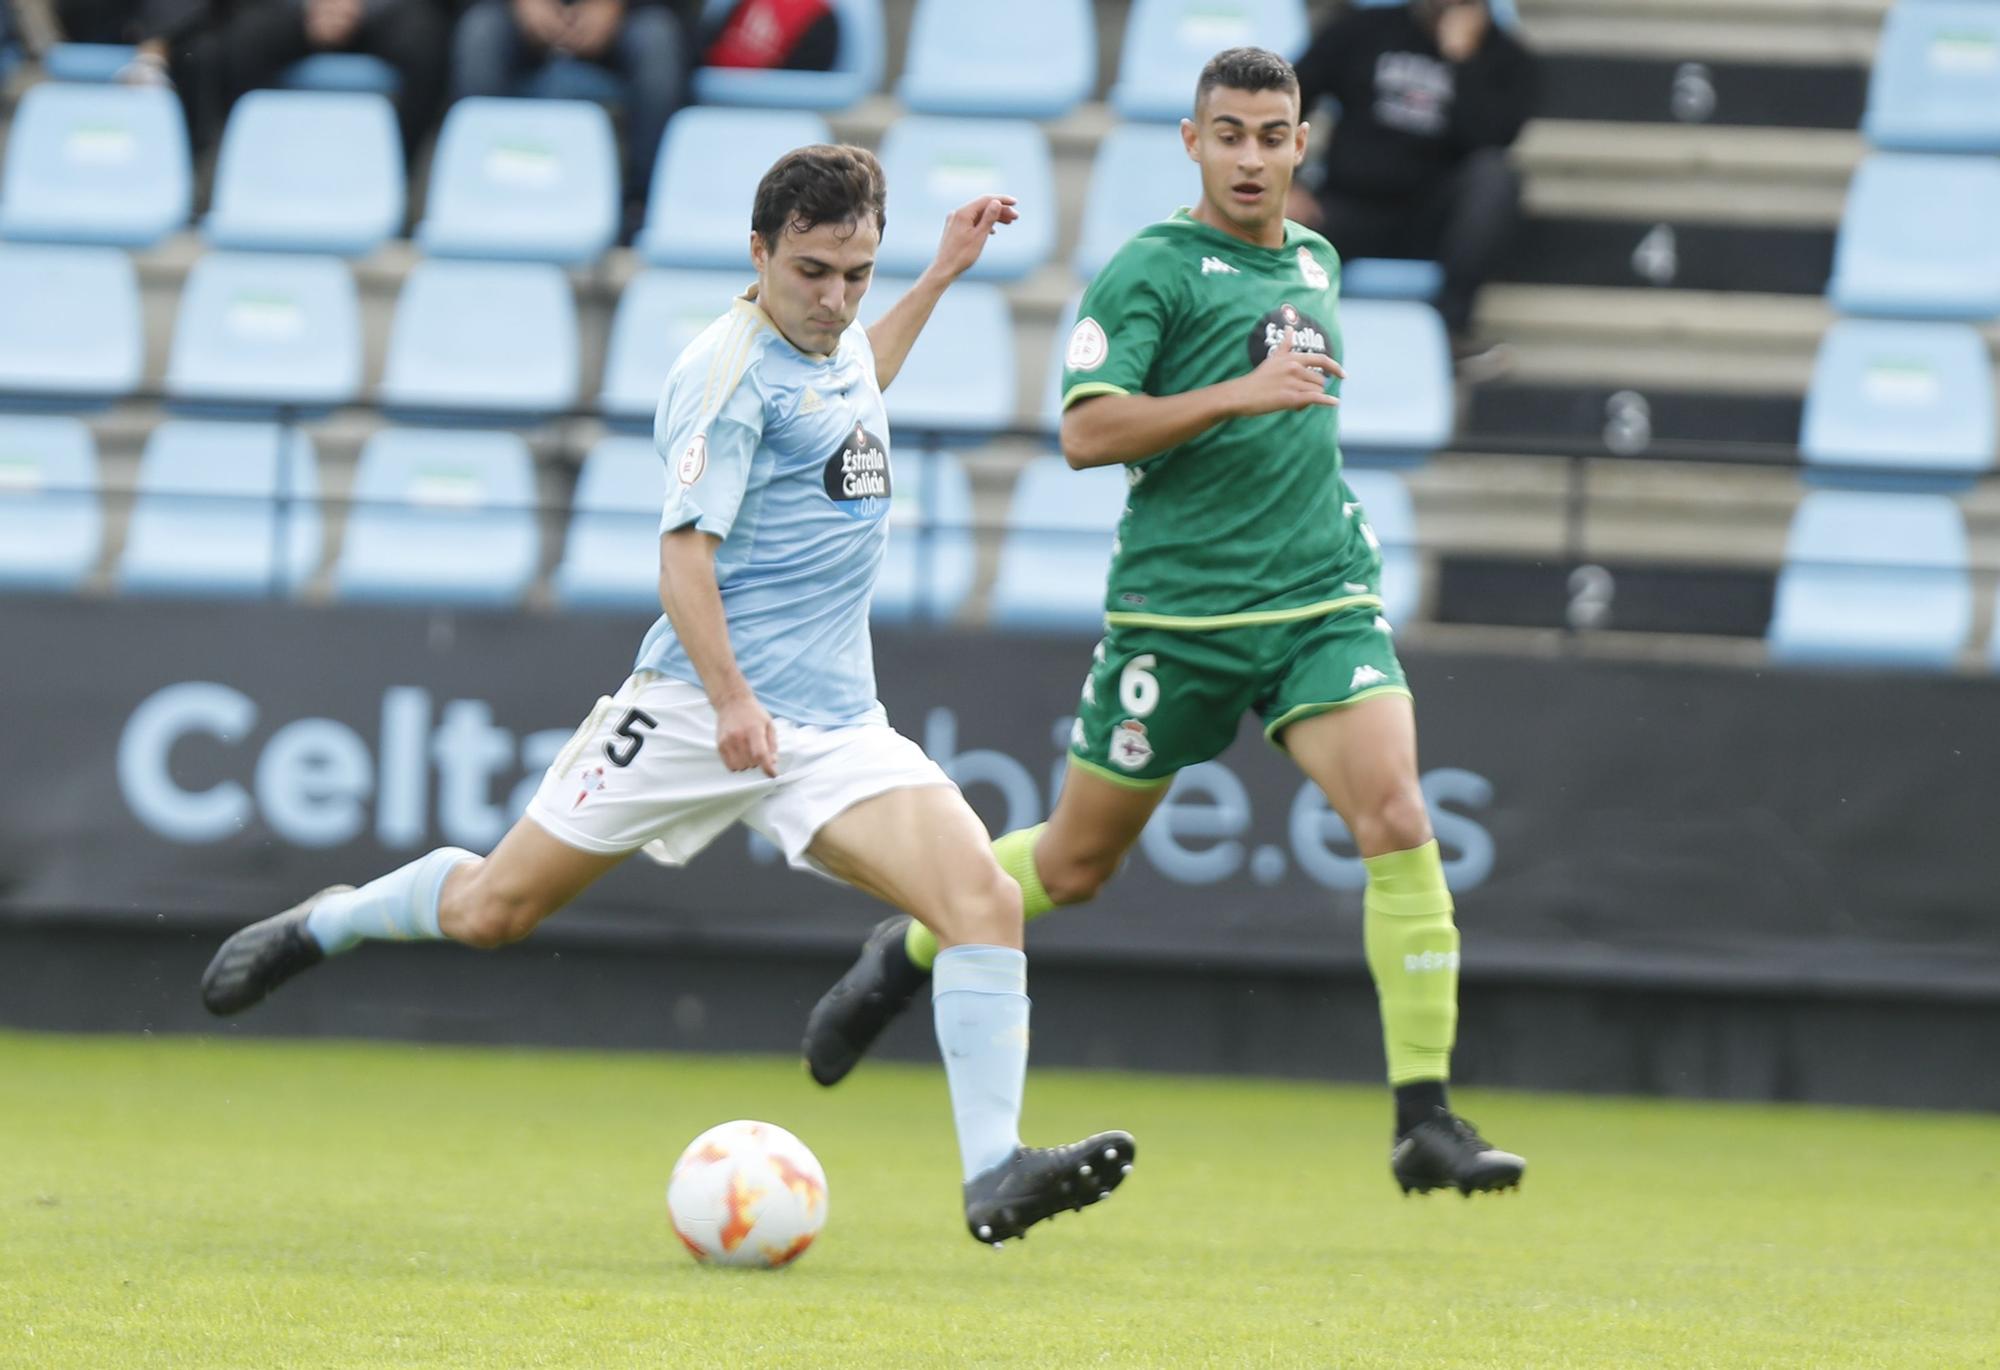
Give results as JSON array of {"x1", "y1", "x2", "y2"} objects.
[
  {"x1": 805, "y1": 782, "x2": 1137, "y2": 1244},
  {"x1": 801, "y1": 759, "x2": 1169, "y2": 1086},
  {"x1": 1280, "y1": 694, "x2": 1525, "y2": 1197},
  {"x1": 200, "y1": 819, "x2": 623, "y2": 1014}
]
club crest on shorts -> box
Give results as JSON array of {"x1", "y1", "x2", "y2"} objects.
[
  {"x1": 1066, "y1": 316, "x2": 1109, "y2": 371},
  {"x1": 1298, "y1": 246, "x2": 1329, "y2": 290},
  {"x1": 1108, "y1": 719, "x2": 1153, "y2": 771},
  {"x1": 677, "y1": 433, "x2": 707, "y2": 486},
  {"x1": 572, "y1": 765, "x2": 606, "y2": 810}
]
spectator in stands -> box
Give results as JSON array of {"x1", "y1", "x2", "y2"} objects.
[
  {"x1": 698, "y1": 0, "x2": 838, "y2": 73},
  {"x1": 1290, "y1": 0, "x2": 1538, "y2": 376},
  {"x1": 451, "y1": 0, "x2": 698, "y2": 241},
  {"x1": 53, "y1": 0, "x2": 450, "y2": 160}
]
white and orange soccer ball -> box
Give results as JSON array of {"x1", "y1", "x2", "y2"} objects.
[{"x1": 666, "y1": 1120, "x2": 829, "y2": 1268}]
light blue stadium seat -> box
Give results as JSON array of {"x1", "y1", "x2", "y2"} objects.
[
  {"x1": 1341, "y1": 468, "x2": 1419, "y2": 626},
  {"x1": 989, "y1": 457, "x2": 1129, "y2": 631},
  {"x1": 1801, "y1": 320, "x2": 1995, "y2": 490},
  {"x1": 1041, "y1": 293, "x2": 1085, "y2": 436},
  {"x1": 1769, "y1": 490, "x2": 1971, "y2": 670},
  {"x1": 875, "y1": 117, "x2": 1054, "y2": 282},
  {"x1": 1829, "y1": 153, "x2": 2000, "y2": 319},
  {"x1": 278, "y1": 53, "x2": 401, "y2": 95},
  {"x1": 692, "y1": 0, "x2": 884, "y2": 109},
  {"x1": 637, "y1": 108, "x2": 831, "y2": 269},
  {"x1": 1340, "y1": 257, "x2": 1444, "y2": 301},
  {"x1": 0, "y1": 416, "x2": 101, "y2": 591},
  {"x1": 0, "y1": 244, "x2": 142, "y2": 405},
  {"x1": 1336, "y1": 300, "x2": 1453, "y2": 466},
  {"x1": 118, "y1": 421, "x2": 323, "y2": 597},
  {"x1": 551, "y1": 435, "x2": 665, "y2": 610},
  {"x1": 1073, "y1": 123, "x2": 1200, "y2": 279},
  {"x1": 1110, "y1": 0, "x2": 1309, "y2": 121},
  {"x1": 1864, "y1": 1, "x2": 2000, "y2": 152},
  {"x1": 600, "y1": 270, "x2": 743, "y2": 428},
  {"x1": 416, "y1": 97, "x2": 617, "y2": 265},
  {"x1": 335, "y1": 429, "x2": 540, "y2": 606},
  {"x1": 873, "y1": 450, "x2": 976, "y2": 623},
  {"x1": 0, "y1": 82, "x2": 190, "y2": 247},
  {"x1": 40, "y1": 43, "x2": 135, "y2": 82},
  {"x1": 165, "y1": 253, "x2": 362, "y2": 414},
  {"x1": 380, "y1": 261, "x2": 579, "y2": 421},
  {"x1": 860, "y1": 279, "x2": 1014, "y2": 437},
  {"x1": 206, "y1": 91, "x2": 403, "y2": 256},
  {"x1": 897, "y1": 0, "x2": 1094, "y2": 119}
]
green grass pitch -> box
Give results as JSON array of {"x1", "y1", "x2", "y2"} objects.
[{"x1": 3, "y1": 1031, "x2": 1996, "y2": 1368}]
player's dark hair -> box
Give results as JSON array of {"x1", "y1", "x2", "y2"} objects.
[
  {"x1": 1194, "y1": 46, "x2": 1301, "y2": 114},
  {"x1": 751, "y1": 144, "x2": 888, "y2": 249}
]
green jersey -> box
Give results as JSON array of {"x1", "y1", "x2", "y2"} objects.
[{"x1": 1061, "y1": 209, "x2": 1375, "y2": 630}]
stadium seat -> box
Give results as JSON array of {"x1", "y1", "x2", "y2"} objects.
[
  {"x1": 874, "y1": 117, "x2": 1055, "y2": 282},
  {"x1": 1073, "y1": 124, "x2": 1201, "y2": 279},
  {"x1": 0, "y1": 82, "x2": 190, "y2": 247},
  {"x1": 1828, "y1": 153, "x2": 2000, "y2": 320},
  {"x1": 989, "y1": 457, "x2": 1129, "y2": 631},
  {"x1": 897, "y1": 0, "x2": 1094, "y2": 119},
  {"x1": 551, "y1": 435, "x2": 665, "y2": 610},
  {"x1": 1340, "y1": 258, "x2": 1444, "y2": 302},
  {"x1": 278, "y1": 53, "x2": 400, "y2": 96},
  {"x1": 379, "y1": 261, "x2": 579, "y2": 422},
  {"x1": 1801, "y1": 320, "x2": 1995, "y2": 490},
  {"x1": 1336, "y1": 301, "x2": 1453, "y2": 466},
  {"x1": 1110, "y1": 0, "x2": 1309, "y2": 121},
  {"x1": 165, "y1": 253, "x2": 362, "y2": 415},
  {"x1": 1768, "y1": 490, "x2": 1971, "y2": 670},
  {"x1": 600, "y1": 270, "x2": 743, "y2": 428},
  {"x1": 117, "y1": 421, "x2": 323, "y2": 597},
  {"x1": 206, "y1": 91, "x2": 403, "y2": 257},
  {"x1": 0, "y1": 244, "x2": 143, "y2": 405},
  {"x1": 1041, "y1": 294, "x2": 1085, "y2": 436},
  {"x1": 334, "y1": 429, "x2": 541, "y2": 606},
  {"x1": 40, "y1": 43, "x2": 135, "y2": 82},
  {"x1": 637, "y1": 108, "x2": 831, "y2": 269},
  {"x1": 1863, "y1": 1, "x2": 2000, "y2": 153},
  {"x1": 692, "y1": 0, "x2": 884, "y2": 109},
  {"x1": 859, "y1": 280, "x2": 1014, "y2": 437},
  {"x1": 416, "y1": 97, "x2": 617, "y2": 265},
  {"x1": 0, "y1": 416, "x2": 101, "y2": 592},
  {"x1": 1341, "y1": 469, "x2": 1420, "y2": 626},
  {"x1": 873, "y1": 449, "x2": 977, "y2": 623}
]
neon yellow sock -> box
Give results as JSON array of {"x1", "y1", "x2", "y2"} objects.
[
  {"x1": 904, "y1": 824, "x2": 1054, "y2": 971},
  {"x1": 1362, "y1": 840, "x2": 1459, "y2": 1085}
]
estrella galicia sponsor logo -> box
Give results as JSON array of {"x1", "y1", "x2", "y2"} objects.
[
  {"x1": 823, "y1": 422, "x2": 890, "y2": 519},
  {"x1": 1248, "y1": 301, "x2": 1334, "y2": 367}
]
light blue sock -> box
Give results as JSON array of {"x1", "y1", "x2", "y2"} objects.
[
  {"x1": 305, "y1": 847, "x2": 474, "y2": 955},
  {"x1": 932, "y1": 944, "x2": 1029, "y2": 1182}
]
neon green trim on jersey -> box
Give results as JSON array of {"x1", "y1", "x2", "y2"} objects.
[
  {"x1": 1066, "y1": 753, "x2": 1175, "y2": 791},
  {"x1": 1263, "y1": 685, "x2": 1414, "y2": 744},
  {"x1": 1105, "y1": 594, "x2": 1384, "y2": 633},
  {"x1": 1061, "y1": 381, "x2": 1131, "y2": 410}
]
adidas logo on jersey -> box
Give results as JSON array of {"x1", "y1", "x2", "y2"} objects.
[
  {"x1": 800, "y1": 387, "x2": 825, "y2": 414},
  {"x1": 1200, "y1": 256, "x2": 1240, "y2": 276}
]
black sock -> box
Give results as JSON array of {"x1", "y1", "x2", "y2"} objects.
[{"x1": 1394, "y1": 1080, "x2": 1449, "y2": 1136}]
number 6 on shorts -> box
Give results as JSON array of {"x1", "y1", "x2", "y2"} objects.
[{"x1": 1118, "y1": 654, "x2": 1159, "y2": 718}]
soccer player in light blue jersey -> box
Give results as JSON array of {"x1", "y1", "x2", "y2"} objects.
[{"x1": 202, "y1": 145, "x2": 1136, "y2": 1246}]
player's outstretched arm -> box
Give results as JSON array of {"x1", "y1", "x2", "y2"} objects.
[
  {"x1": 658, "y1": 528, "x2": 778, "y2": 776},
  {"x1": 866, "y1": 194, "x2": 1019, "y2": 391},
  {"x1": 1062, "y1": 328, "x2": 1344, "y2": 469}
]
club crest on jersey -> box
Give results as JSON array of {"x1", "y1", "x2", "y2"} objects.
[
  {"x1": 1109, "y1": 719, "x2": 1153, "y2": 771},
  {"x1": 1066, "y1": 316, "x2": 1109, "y2": 371},
  {"x1": 1298, "y1": 246, "x2": 1329, "y2": 290},
  {"x1": 822, "y1": 422, "x2": 891, "y2": 519},
  {"x1": 1248, "y1": 302, "x2": 1334, "y2": 367},
  {"x1": 677, "y1": 433, "x2": 707, "y2": 485}
]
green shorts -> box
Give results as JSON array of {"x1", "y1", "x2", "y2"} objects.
[{"x1": 1069, "y1": 601, "x2": 1412, "y2": 787}]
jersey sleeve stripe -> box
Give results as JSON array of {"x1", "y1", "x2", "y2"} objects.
[
  {"x1": 1061, "y1": 380, "x2": 1130, "y2": 409},
  {"x1": 701, "y1": 310, "x2": 765, "y2": 420}
]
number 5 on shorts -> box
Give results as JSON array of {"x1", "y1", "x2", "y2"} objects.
[
  {"x1": 604, "y1": 708, "x2": 657, "y2": 768},
  {"x1": 1118, "y1": 655, "x2": 1159, "y2": 718}
]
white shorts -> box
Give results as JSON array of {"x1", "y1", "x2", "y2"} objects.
[{"x1": 524, "y1": 672, "x2": 954, "y2": 871}]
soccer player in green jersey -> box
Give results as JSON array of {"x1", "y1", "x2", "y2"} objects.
[{"x1": 805, "y1": 47, "x2": 1524, "y2": 1196}]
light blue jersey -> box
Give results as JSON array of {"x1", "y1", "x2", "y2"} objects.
[{"x1": 636, "y1": 296, "x2": 893, "y2": 727}]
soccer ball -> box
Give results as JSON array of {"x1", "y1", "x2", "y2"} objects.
[{"x1": 666, "y1": 1120, "x2": 829, "y2": 1268}]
